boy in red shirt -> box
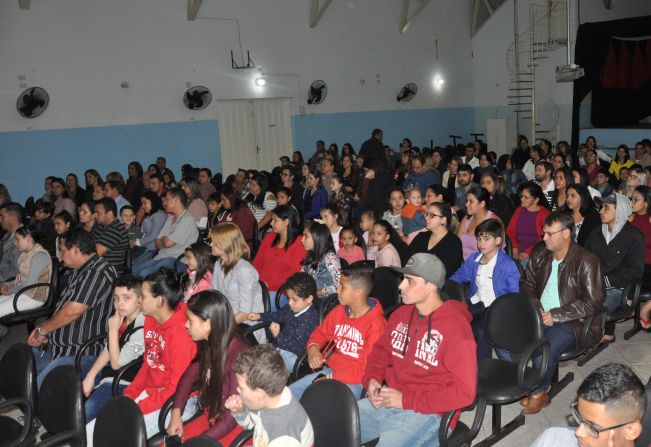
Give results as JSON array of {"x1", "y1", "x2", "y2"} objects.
[
  {"x1": 289, "y1": 263, "x2": 385, "y2": 399},
  {"x1": 359, "y1": 253, "x2": 477, "y2": 446}
]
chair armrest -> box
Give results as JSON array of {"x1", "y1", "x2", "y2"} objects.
[
  {"x1": 517, "y1": 338, "x2": 550, "y2": 389},
  {"x1": 112, "y1": 358, "x2": 143, "y2": 396},
  {"x1": 12, "y1": 282, "x2": 52, "y2": 313},
  {"x1": 229, "y1": 429, "x2": 253, "y2": 447},
  {"x1": 157, "y1": 381, "x2": 202, "y2": 432},
  {"x1": 240, "y1": 321, "x2": 269, "y2": 335},
  {"x1": 578, "y1": 311, "x2": 604, "y2": 350},
  {"x1": 439, "y1": 394, "x2": 486, "y2": 447},
  {"x1": 36, "y1": 430, "x2": 85, "y2": 447},
  {"x1": 0, "y1": 397, "x2": 33, "y2": 445},
  {"x1": 75, "y1": 333, "x2": 108, "y2": 372}
]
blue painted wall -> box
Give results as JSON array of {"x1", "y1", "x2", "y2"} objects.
[{"x1": 1, "y1": 106, "x2": 475, "y2": 203}]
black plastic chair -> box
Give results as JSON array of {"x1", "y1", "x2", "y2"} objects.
[
  {"x1": 318, "y1": 293, "x2": 339, "y2": 322},
  {"x1": 339, "y1": 258, "x2": 350, "y2": 269},
  {"x1": 441, "y1": 279, "x2": 468, "y2": 304},
  {"x1": 147, "y1": 382, "x2": 204, "y2": 447},
  {"x1": 301, "y1": 379, "x2": 360, "y2": 447},
  {"x1": 370, "y1": 266, "x2": 402, "y2": 316},
  {"x1": 34, "y1": 365, "x2": 85, "y2": 447},
  {"x1": 578, "y1": 282, "x2": 638, "y2": 365},
  {"x1": 0, "y1": 257, "x2": 59, "y2": 333},
  {"x1": 548, "y1": 310, "x2": 605, "y2": 399},
  {"x1": 475, "y1": 293, "x2": 550, "y2": 447},
  {"x1": 259, "y1": 280, "x2": 271, "y2": 313},
  {"x1": 621, "y1": 281, "x2": 647, "y2": 341},
  {"x1": 0, "y1": 343, "x2": 38, "y2": 446},
  {"x1": 439, "y1": 395, "x2": 487, "y2": 447},
  {"x1": 124, "y1": 247, "x2": 132, "y2": 274},
  {"x1": 184, "y1": 436, "x2": 224, "y2": 446},
  {"x1": 93, "y1": 396, "x2": 147, "y2": 447},
  {"x1": 504, "y1": 235, "x2": 513, "y2": 258},
  {"x1": 173, "y1": 253, "x2": 187, "y2": 273}
]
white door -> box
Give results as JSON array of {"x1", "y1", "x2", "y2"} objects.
[{"x1": 217, "y1": 98, "x2": 293, "y2": 176}]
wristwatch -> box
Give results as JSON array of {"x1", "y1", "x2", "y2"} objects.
[{"x1": 36, "y1": 326, "x2": 47, "y2": 337}]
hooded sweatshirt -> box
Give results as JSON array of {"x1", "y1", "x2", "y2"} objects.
[
  {"x1": 362, "y1": 300, "x2": 477, "y2": 418},
  {"x1": 306, "y1": 298, "x2": 385, "y2": 384},
  {"x1": 585, "y1": 193, "x2": 644, "y2": 289},
  {"x1": 123, "y1": 303, "x2": 198, "y2": 414}
]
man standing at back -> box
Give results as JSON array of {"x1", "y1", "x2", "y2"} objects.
[
  {"x1": 358, "y1": 253, "x2": 477, "y2": 446},
  {"x1": 132, "y1": 188, "x2": 198, "y2": 278},
  {"x1": 519, "y1": 211, "x2": 604, "y2": 414},
  {"x1": 359, "y1": 128, "x2": 387, "y2": 169}
]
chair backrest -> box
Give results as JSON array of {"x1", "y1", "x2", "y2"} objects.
[
  {"x1": 94, "y1": 396, "x2": 147, "y2": 447},
  {"x1": 300, "y1": 379, "x2": 361, "y2": 447},
  {"x1": 319, "y1": 294, "x2": 339, "y2": 322},
  {"x1": 38, "y1": 365, "x2": 85, "y2": 445},
  {"x1": 370, "y1": 267, "x2": 402, "y2": 312},
  {"x1": 124, "y1": 248, "x2": 132, "y2": 274},
  {"x1": 484, "y1": 293, "x2": 545, "y2": 354},
  {"x1": 0, "y1": 343, "x2": 37, "y2": 408},
  {"x1": 182, "y1": 435, "x2": 224, "y2": 446},
  {"x1": 42, "y1": 257, "x2": 60, "y2": 308},
  {"x1": 259, "y1": 280, "x2": 271, "y2": 313},
  {"x1": 636, "y1": 380, "x2": 651, "y2": 447},
  {"x1": 441, "y1": 279, "x2": 468, "y2": 304}
]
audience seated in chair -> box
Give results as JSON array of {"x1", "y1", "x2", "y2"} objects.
[
  {"x1": 519, "y1": 211, "x2": 605, "y2": 414},
  {"x1": 165, "y1": 290, "x2": 249, "y2": 446},
  {"x1": 225, "y1": 345, "x2": 314, "y2": 446},
  {"x1": 0, "y1": 202, "x2": 23, "y2": 283},
  {"x1": 289, "y1": 262, "x2": 385, "y2": 400},
  {"x1": 82, "y1": 275, "x2": 145, "y2": 421},
  {"x1": 133, "y1": 188, "x2": 199, "y2": 278},
  {"x1": 585, "y1": 193, "x2": 644, "y2": 342},
  {"x1": 94, "y1": 197, "x2": 130, "y2": 275},
  {"x1": 531, "y1": 363, "x2": 645, "y2": 447},
  {"x1": 246, "y1": 272, "x2": 319, "y2": 371},
  {"x1": 26, "y1": 228, "x2": 117, "y2": 389},
  {"x1": 358, "y1": 253, "x2": 477, "y2": 446},
  {"x1": 449, "y1": 218, "x2": 520, "y2": 359}
]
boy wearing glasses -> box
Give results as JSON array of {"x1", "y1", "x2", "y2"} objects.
[
  {"x1": 531, "y1": 363, "x2": 646, "y2": 447},
  {"x1": 449, "y1": 218, "x2": 520, "y2": 359}
]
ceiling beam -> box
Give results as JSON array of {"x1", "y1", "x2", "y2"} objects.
[
  {"x1": 187, "y1": 0, "x2": 203, "y2": 21},
  {"x1": 18, "y1": 0, "x2": 30, "y2": 10},
  {"x1": 310, "y1": 0, "x2": 333, "y2": 28},
  {"x1": 482, "y1": 0, "x2": 494, "y2": 15},
  {"x1": 400, "y1": 0, "x2": 431, "y2": 34}
]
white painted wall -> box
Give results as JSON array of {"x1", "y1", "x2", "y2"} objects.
[
  {"x1": 470, "y1": 0, "x2": 651, "y2": 141},
  {"x1": 0, "y1": 0, "x2": 475, "y2": 133}
]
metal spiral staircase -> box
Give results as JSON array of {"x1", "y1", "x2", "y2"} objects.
[{"x1": 506, "y1": 1, "x2": 567, "y2": 144}]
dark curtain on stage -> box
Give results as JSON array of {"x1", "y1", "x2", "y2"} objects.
[{"x1": 571, "y1": 15, "x2": 651, "y2": 148}]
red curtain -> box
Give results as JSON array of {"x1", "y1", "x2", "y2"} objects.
[{"x1": 599, "y1": 38, "x2": 651, "y2": 90}]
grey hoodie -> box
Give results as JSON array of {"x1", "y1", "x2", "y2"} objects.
[{"x1": 602, "y1": 193, "x2": 632, "y2": 244}]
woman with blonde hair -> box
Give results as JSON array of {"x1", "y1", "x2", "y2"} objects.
[{"x1": 210, "y1": 223, "x2": 265, "y2": 342}]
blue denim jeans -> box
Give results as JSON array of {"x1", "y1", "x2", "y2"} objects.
[
  {"x1": 288, "y1": 367, "x2": 362, "y2": 400},
  {"x1": 357, "y1": 397, "x2": 442, "y2": 447},
  {"x1": 85, "y1": 382, "x2": 127, "y2": 422},
  {"x1": 278, "y1": 348, "x2": 298, "y2": 372},
  {"x1": 269, "y1": 291, "x2": 288, "y2": 312},
  {"x1": 532, "y1": 322, "x2": 576, "y2": 394},
  {"x1": 33, "y1": 346, "x2": 96, "y2": 390},
  {"x1": 132, "y1": 257, "x2": 184, "y2": 278}
]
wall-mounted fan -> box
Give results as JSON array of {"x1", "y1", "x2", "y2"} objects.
[
  {"x1": 397, "y1": 83, "x2": 418, "y2": 102},
  {"x1": 183, "y1": 86, "x2": 212, "y2": 111},
  {"x1": 17, "y1": 87, "x2": 49, "y2": 118},
  {"x1": 307, "y1": 80, "x2": 327, "y2": 105}
]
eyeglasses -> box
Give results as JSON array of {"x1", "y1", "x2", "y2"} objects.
[
  {"x1": 570, "y1": 401, "x2": 634, "y2": 439},
  {"x1": 425, "y1": 213, "x2": 444, "y2": 219},
  {"x1": 541, "y1": 228, "x2": 565, "y2": 238}
]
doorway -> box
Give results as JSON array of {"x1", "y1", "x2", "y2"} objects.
[{"x1": 217, "y1": 97, "x2": 294, "y2": 176}]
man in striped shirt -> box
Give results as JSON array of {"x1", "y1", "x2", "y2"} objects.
[
  {"x1": 27, "y1": 228, "x2": 117, "y2": 388},
  {"x1": 94, "y1": 197, "x2": 129, "y2": 275}
]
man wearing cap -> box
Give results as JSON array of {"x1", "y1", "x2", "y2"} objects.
[
  {"x1": 585, "y1": 192, "x2": 644, "y2": 343},
  {"x1": 358, "y1": 253, "x2": 477, "y2": 446},
  {"x1": 520, "y1": 211, "x2": 604, "y2": 414}
]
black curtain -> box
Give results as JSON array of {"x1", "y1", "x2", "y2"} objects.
[{"x1": 571, "y1": 15, "x2": 651, "y2": 148}]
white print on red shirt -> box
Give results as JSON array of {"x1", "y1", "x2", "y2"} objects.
[
  {"x1": 390, "y1": 322, "x2": 409, "y2": 354},
  {"x1": 414, "y1": 330, "x2": 442, "y2": 370},
  {"x1": 333, "y1": 324, "x2": 365, "y2": 359},
  {"x1": 145, "y1": 329, "x2": 166, "y2": 372}
]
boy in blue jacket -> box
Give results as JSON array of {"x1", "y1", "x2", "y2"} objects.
[
  {"x1": 247, "y1": 272, "x2": 319, "y2": 371},
  {"x1": 449, "y1": 218, "x2": 520, "y2": 359}
]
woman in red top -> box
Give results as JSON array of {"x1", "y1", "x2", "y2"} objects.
[
  {"x1": 506, "y1": 182, "x2": 550, "y2": 265},
  {"x1": 165, "y1": 290, "x2": 248, "y2": 445},
  {"x1": 253, "y1": 204, "x2": 306, "y2": 309}
]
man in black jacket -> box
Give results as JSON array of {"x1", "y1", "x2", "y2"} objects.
[
  {"x1": 585, "y1": 192, "x2": 644, "y2": 342},
  {"x1": 359, "y1": 128, "x2": 387, "y2": 169}
]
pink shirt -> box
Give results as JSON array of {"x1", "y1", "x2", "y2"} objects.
[
  {"x1": 375, "y1": 244, "x2": 401, "y2": 268},
  {"x1": 338, "y1": 245, "x2": 366, "y2": 265}
]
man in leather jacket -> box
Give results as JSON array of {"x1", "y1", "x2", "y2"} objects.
[{"x1": 519, "y1": 211, "x2": 605, "y2": 414}]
